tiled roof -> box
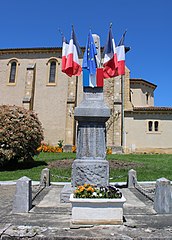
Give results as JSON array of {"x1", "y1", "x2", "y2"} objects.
[
  {"x1": 130, "y1": 78, "x2": 157, "y2": 89},
  {"x1": 0, "y1": 47, "x2": 61, "y2": 51},
  {"x1": 0, "y1": 47, "x2": 62, "y2": 55},
  {"x1": 133, "y1": 106, "x2": 172, "y2": 111},
  {"x1": 0, "y1": 47, "x2": 85, "y2": 55}
]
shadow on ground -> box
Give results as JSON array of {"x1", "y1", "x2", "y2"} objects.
[{"x1": 0, "y1": 160, "x2": 47, "y2": 171}]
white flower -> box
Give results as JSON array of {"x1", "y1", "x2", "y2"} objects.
[
  {"x1": 92, "y1": 192, "x2": 97, "y2": 197},
  {"x1": 99, "y1": 193, "x2": 102, "y2": 197}
]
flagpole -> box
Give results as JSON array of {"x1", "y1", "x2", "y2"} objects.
[
  {"x1": 73, "y1": 76, "x2": 78, "y2": 146},
  {"x1": 121, "y1": 74, "x2": 125, "y2": 150}
]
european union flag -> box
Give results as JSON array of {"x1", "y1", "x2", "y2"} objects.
[{"x1": 82, "y1": 30, "x2": 97, "y2": 75}]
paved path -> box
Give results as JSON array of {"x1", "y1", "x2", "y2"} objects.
[{"x1": 0, "y1": 184, "x2": 172, "y2": 239}]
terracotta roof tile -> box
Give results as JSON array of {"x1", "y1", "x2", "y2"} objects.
[
  {"x1": 130, "y1": 78, "x2": 157, "y2": 88},
  {"x1": 133, "y1": 106, "x2": 172, "y2": 111}
]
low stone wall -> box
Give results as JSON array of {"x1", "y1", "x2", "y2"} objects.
[{"x1": 124, "y1": 147, "x2": 172, "y2": 154}]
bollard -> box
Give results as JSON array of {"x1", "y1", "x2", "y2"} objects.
[
  {"x1": 154, "y1": 177, "x2": 172, "y2": 214},
  {"x1": 127, "y1": 169, "x2": 137, "y2": 188},
  {"x1": 40, "y1": 168, "x2": 50, "y2": 187},
  {"x1": 12, "y1": 176, "x2": 32, "y2": 213}
]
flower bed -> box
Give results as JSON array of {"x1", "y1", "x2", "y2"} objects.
[
  {"x1": 37, "y1": 144, "x2": 63, "y2": 153},
  {"x1": 74, "y1": 184, "x2": 122, "y2": 199},
  {"x1": 70, "y1": 184, "x2": 126, "y2": 225}
]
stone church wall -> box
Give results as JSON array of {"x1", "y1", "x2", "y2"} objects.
[{"x1": 1, "y1": 48, "x2": 172, "y2": 153}]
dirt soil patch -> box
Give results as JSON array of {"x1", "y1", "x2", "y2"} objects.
[{"x1": 47, "y1": 159, "x2": 143, "y2": 169}]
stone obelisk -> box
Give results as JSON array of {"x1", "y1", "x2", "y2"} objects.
[{"x1": 71, "y1": 34, "x2": 110, "y2": 187}]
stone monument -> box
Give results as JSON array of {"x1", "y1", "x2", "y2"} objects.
[
  {"x1": 72, "y1": 87, "x2": 110, "y2": 187},
  {"x1": 71, "y1": 34, "x2": 110, "y2": 187},
  {"x1": 61, "y1": 34, "x2": 110, "y2": 202}
]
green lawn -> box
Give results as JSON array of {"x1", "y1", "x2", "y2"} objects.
[{"x1": 0, "y1": 152, "x2": 172, "y2": 182}]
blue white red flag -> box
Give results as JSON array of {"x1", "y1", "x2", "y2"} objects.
[
  {"x1": 82, "y1": 68, "x2": 104, "y2": 88},
  {"x1": 116, "y1": 45, "x2": 125, "y2": 76},
  {"x1": 103, "y1": 26, "x2": 118, "y2": 78},
  {"x1": 82, "y1": 30, "x2": 103, "y2": 87},
  {"x1": 118, "y1": 30, "x2": 127, "y2": 46},
  {"x1": 61, "y1": 35, "x2": 68, "y2": 73},
  {"x1": 116, "y1": 30, "x2": 126, "y2": 75},
  {"x1": 65, "y1": 27, "x2": 82, "y2": 77}
]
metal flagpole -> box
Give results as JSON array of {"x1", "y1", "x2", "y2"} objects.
[
  {"x1": 121, "y1": 74, "x2": 125, "y2": 150},
  {"x1": 73, "y1": 76, "x2": 78, "y2": 146},
  {"x1": 121, "y1": 46, "x2": 131, "y2": 151}
]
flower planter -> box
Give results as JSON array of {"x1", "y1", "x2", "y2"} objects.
[{"x1": 70, "y1": 194, "x2": 126, "y2": 225}]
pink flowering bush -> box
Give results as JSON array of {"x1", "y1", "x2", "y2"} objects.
[{"x1": 0, "y1": 105, "x2": 44, "y2": 166}]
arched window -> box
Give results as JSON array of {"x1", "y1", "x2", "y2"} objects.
[
  {"x1": 154, "y1": 121, "x2": 159, "y2": 132},
  {"x1": 146, "y1": 92, "x2": 149, "y2": 105},
  {"x1": 49, "y1": 61, "x2": 56, "y2": 83},
  {"x1": 9, "y1": 61, "x2": 17, "y2": 83},
  {"x1": 148, "y1": 121, "x2": 153, "y2": 131}
]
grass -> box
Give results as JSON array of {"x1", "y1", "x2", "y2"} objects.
[
  {"x1": 0, "y1": 152, "x2": 172, "y2": 182},
  {"x1": 107, "y1": 154, "x2": 172, "y2": 182},
  {"x1": 0, "y1": 152, "x2": 75, "y2": 182}
]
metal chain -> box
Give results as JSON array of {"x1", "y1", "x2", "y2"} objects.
[
  {"x1": 32, "y1": 176, "x2": 47, "y2": 201},
  {"x1": 51, "y1": 174, "x2": 71, "y2": 180},
  {"x1": 109, "y1": 174, "x2": 127, "y2": 180},
  {"x1": 133, "y1": 176, "x2": 155, "y2": 202},
  {"x1": 50, "y1": 174, "x2": 126, "y2": 181}
]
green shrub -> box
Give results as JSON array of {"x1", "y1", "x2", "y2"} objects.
[{"x1": 0, "y1": 105, "x2": 44, "y2": 166}]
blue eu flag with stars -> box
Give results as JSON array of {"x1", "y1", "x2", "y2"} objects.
[{"x1": 82, "y1": 30, "x2": 97, "y2": 75}]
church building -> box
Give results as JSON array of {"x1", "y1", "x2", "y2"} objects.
[{"x1": 0, "y1": 47, "x2": 172, "y2": 153}]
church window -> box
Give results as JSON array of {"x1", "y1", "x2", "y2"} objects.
[
  {"x1": 147, "y1": 120, "x2": 160, "y2": 133},
  {"x1": 9, "y1": 61, "x2": 17, "y2": 83},
  {"x1": 146, "y1": 92, "x2": 149, "y2": 105},
  {"x1": 46, "y1": 58, "x2": 58, "y2": 85},
  {"x1": 148, "y1": 121, "x2": 153, "y2": 131},
  {"x1": 49, "y1": 61, "x2": 56, "y2": 83},
  {"x1": 154, "y1": 121, "x2": 159, "y2": 132}
]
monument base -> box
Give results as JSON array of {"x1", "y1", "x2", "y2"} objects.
[
  {"x1": 71, "y1": 159, "x2": 109, "y2": 187},
  {"x1": 70, "y1": 194, "x2": 126, "y2": 225},
  {"x1": 60, "y1": 183, "x2": 73, "y2": 203}
]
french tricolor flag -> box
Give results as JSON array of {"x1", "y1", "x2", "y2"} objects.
[
  {"x1": 82, "y1": 68, "x2": 104, "y2": 87},
  {"x1": 116, "y1": 30, "x2": 127, "y2": 76},
  {"x1": 103, "y1": 26, "x2": 118, "y2": 79},
  {"x1": 64, "y1": 27, "x2": 82, "y2": 77},
  {"x1": 116, "y1": 45, "x2": 125, "y2": 75},
  {"x1": 61, "y1": 36, "x2": 68, "y2": 73}
]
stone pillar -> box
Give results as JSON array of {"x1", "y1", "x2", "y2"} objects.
[
  {"x1": 40, "y1": 168, "x2": 50, "y2": 187},
  {"x1": 154, "y1": 177, "x2": 172, "y2": 214},
  {"x1": 13, "y1": 176, "x2": 32, "y2": 213},
  {"x1": 127, "y1": 169, "x2": 137, "y2": 188},
  {"x1": 72, "y1": 87, "x2": 110, "y2": 187},
  {"x1": 22, "y1": 64, "x2": 36, "y2": 110}
]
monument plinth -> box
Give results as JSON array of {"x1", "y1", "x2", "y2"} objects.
[{"x1": 72, "y1": 87, "x2": 110, "y2": 187}]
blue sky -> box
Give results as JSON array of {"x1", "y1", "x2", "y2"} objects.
[{"x1": 1, "y1": 0, "x2": 172, "y2": 106}]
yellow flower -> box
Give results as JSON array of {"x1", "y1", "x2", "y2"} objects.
[
  {"x1": 74, "y1": 190, "x2": 79, "y2": 194},
  {"x1": 72, "y1": 145, "x2": 76, "y2": 153},
  {"x1": 87, "y1": 187, "x2": 94, "y2": 192},
  {"x1": 106, "y1": 147, "x2": 112, "y2": 154},
  {"x1": 37, "y1": 146, "x2": 42, "y2": 152},
  {"x1": 84, "y1": 183, "x2": 90, "y2": 188},
  {"x1": 78, "y1": 186, "x2": 85, "y2": 192}
]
